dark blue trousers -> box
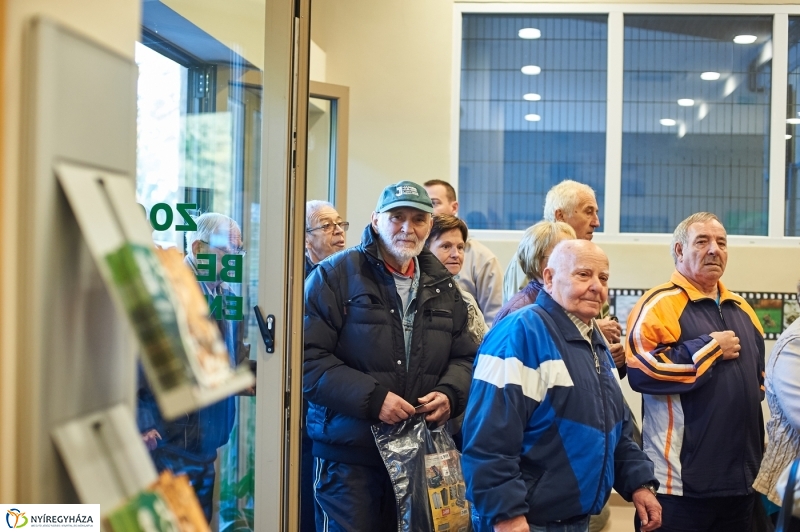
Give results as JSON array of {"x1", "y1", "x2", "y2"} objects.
[
  {"x1": 313, "y1": 457, "x2": 396, "y2": 532},
  {"x1": 635, "y1": 493, "x2": 755, "y2": 532}
]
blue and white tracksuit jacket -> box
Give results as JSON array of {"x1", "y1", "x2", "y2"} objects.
[{"x1": 462, "y1": 291, "x2": 656, "y2": 528}]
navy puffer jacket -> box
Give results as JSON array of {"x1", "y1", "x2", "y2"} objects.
[{"x1": 303, "y1": 224, "x2": 477, "y2": 466}]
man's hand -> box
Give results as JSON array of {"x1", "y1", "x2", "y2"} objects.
[
  {"x1": 609, "y1": 342, "x2": 626, "y2": 368},
  {"x1": 596, "y1": 317, "x2": 622, "y2": 344},
  {"x1": 710, "y1": 330, "x2": 741, "y2": 360},
  {"x1": 493, "y1": 515, "x2": 528, "y2": 532},
  {"x1": 142, "y1": 429, "x2": 161, "y2": 451},
  {"x1": 632, "y1": 487, "x2": 662, "y2": 532},
  {"x1": 379, "y1": 392, "x2": 416, "y2": 424},
  {"x1": 416, "y1": 391, "x2": 451, "y2": 425}
]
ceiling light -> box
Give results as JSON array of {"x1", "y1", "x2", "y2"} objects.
[
  {"x1": 524, "y1": 114, "x2": 541, "y2": 122},
  {"x1": 701, "y1": 72, "x2": 721, "y2": 81},
  {"x1": 734, "y1": 35, "x2": 757, "y2": 44},
  {"x1": 523, "y1": 93, "x2": 542, "y2": 101},
  {"x1": 787, "y1": 134, "x2": 793, "y2": 140},
  {"x1": 518, "y1": 28, "x2": 541, "y2": 39},
  {"x1": 660, "y1": 118, "x2": 677, "y2": 127},
  {"x1": 698, "y1": 103, "x2": 709, "y2": 120},
  {"x1": 787, "y1": 118, "x2": 800, "y2": 125},
  {"x1": 521, "y1": 65, "x2": 541, "y2": 75},
  {"x1": 677, "y1": 99, "x2": 695, "y2": 107}
]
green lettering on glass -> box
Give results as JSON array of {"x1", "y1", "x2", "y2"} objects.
[
  {"x1": 175, "y1": 203, "x2": 198, "y2": 231},
  {"x1": 208, "y1": 294, "x2": 224, "y2": 320},
  {"x1": 195, "y1": 253, "x2": 216, "y2": 282},
  {"x1": 224, "y1": 295, "x2": 244, "y2": 320},
  {"x1": 150, "y1": 202, "x2": 173, "y2": 231},
  {"x1": 219, "y1": 254, "x2": 243, "y2": 283}
]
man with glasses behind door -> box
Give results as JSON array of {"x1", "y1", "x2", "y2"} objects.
[
  {"x1": 137, "y1": 212, "x2": 249, "y2": 522},
  {"x1": 302, "y1": 200, "x2": 349, "y2": 532},
  {"x1": 305, "y1": 200, "x2": 348, "y2": 277},
  {"x1": 304, "y1": 181, "x2": 477, "y2": 531}
]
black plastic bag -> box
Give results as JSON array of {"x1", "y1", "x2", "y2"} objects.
[{"x1": 372, "y1": 415, "x2": 471, "y2": 532}]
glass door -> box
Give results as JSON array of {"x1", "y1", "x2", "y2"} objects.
[{"x1": 134, "y1": 0, "x2": 308, "y2": 529}]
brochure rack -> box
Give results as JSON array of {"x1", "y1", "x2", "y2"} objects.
[
  {"x1": 16, "y1": 17, "x2": 252, "y2": 509},
  {"x1": 51, "y1": 404, "x2": 158, "y2": 511},
  {"x1": 56, "y1": 162, "x2": 254, "y2": 420}
]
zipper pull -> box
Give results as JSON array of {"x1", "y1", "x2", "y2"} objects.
[{"x1": 593, "y1": 349, "x2": 600, "y2": 374}]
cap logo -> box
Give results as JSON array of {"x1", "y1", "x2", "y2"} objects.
[{"x1": 396, "y1": 185, "x2": 419, "y2": 197}]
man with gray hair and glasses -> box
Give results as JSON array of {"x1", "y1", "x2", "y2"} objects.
[
  {"x1": 304, "y1": 200, "x2": 348, "y2": 277},
  {"x1": 301, "y1": 200, "x2": 348, "y2": 532},
  {"x1": 625, "y1": 212, "x2": 765, "y2": 532},
  {"x1": 304, "y1": 180, "x2": 477, "y2": 531}
]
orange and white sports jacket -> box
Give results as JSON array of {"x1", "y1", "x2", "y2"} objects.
[{"x1": 625, "y1": 271, "x2": 765, "y2": 498}]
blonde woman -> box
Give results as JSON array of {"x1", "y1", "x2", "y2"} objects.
[{"x1": 494, "y1": 220, "x2": 576, "y2": 323}]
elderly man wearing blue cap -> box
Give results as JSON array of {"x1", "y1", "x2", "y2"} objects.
[{"x1": 303, "y1": 180, "x2": 478, "y2": 531}]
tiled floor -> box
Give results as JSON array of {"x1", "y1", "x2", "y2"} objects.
[{"x1": 601, "y1": 504, "x2": 637, "y2": 532}]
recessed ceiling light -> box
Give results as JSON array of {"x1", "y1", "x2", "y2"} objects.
[
  {"x1": 524, "y1": 114, "x2": 541, "y2": 122},
  {"x1": 787, "y1": 118, "x2": 800, "y2": 125},
  {"x1": 677, "y1": 99, "x2": 695, "y2": 107},
  {"x1": 521, "y1": 65, "x2": 542, "y2": 75},
  {"x1": 701, "y1": 72, "x2": 721, "y2": 81},
  {"x1": 660, "y1": 118, "x2": 677, "y2": 127},
  {"x1": 787, "y1": 134, "x2": 793, "y2": 140},
  {"x1": 518, "y1": 28, "x2": 541, "y2": 39},
  {"x1": 523, "y1": 93, "x2": 542, "y2": 101},
  {"x1": 734, "y1": 35, "x2": 757, "y2": 44}
]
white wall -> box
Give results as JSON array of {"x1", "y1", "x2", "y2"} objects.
[{"x1": 312, "y1": 0, "x2": 455, "y2": 239}]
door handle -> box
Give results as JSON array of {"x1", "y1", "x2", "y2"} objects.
[{"x1": 254, "y1": 305, "x2": 275, "y2": 353}]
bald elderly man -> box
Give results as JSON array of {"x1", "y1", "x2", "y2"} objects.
[{"x1": 463, "y1": 240, "x2": 660, "y2": 532}]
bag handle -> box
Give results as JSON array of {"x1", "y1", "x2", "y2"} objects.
[{"x1": 778, "y1": 460, "x2": 800, "y2": 532}]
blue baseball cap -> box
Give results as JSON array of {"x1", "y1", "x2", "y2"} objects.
[{"x1": 375, "y1": 181, "x2": 434, "y2": 214}]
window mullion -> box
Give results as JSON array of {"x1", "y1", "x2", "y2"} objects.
[
  {"x1": 770, "y1": 13, "x2": 789, "y2": 237},
  {"x1": 604, "y1": 11, "x2": 624, "y2": 235}
]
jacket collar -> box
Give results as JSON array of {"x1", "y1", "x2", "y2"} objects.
[
  {"x1": 359, "y1": 223, "x2": 453, "y2": 287},
  {"x1": 534, "y1": 289, "x2": 606, "y2": 348},
  {"x1": 670, "y1": 270, "x2": 735, "y2": 303}
]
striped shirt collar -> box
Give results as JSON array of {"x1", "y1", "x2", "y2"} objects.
[{"x1": 565, "y1": 311, "x2": 594, "y2": 342}]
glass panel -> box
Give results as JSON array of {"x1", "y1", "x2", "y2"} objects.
[
  {"x1": 621, "y1": 15, "x2": 773, "y2": 235},
  {"x1": 135, "y1": 2, "x2": 265, "y2": 528},
  {"x1": 308, "y1": 96, "x2": 333, "y2": 202},
  {"x1": 787, "y1": 17, "x2": 800, "y2": 235},
  {"x1": 459, "y1": 14, "x2": 608, "y2": 230}
]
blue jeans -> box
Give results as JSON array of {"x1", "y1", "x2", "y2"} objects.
[{"x1": 530, "y1": 516, "x2": 590, "y2": 532}]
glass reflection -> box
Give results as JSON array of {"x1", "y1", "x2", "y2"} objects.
[{"x1": 135, "y1": 2, "x2": 263, "y2": 526}]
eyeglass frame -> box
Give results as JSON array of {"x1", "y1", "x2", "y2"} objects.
[
  {"x1": 199, "y1": 240, "x2": 247, "y2": 256},
  {"x1": 306, "y1": 221, "x2": 350, "y2": 234}
]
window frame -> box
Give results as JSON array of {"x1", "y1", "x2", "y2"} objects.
[{"x1": 451, "y1": 3, "x2": 800, "y2": 246}]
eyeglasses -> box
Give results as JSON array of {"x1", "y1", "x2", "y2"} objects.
[
  {"x1": 201, "y1": 240, "x2": 247, "y2": 256},
  {"x1": 306, "y1": 221, "x2": 350, "y2": 234}
]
